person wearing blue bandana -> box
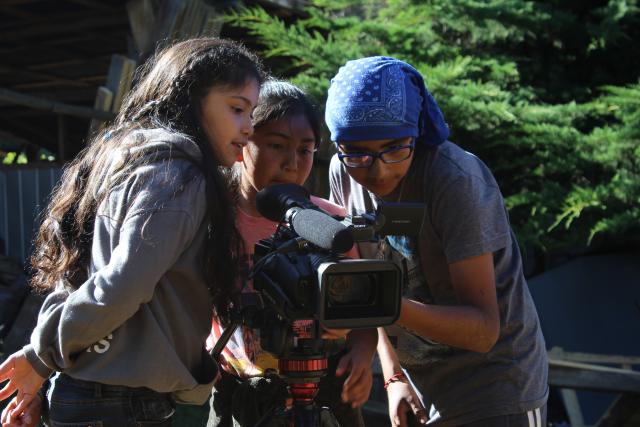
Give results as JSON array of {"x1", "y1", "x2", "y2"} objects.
[{"x1": 326, "y1": 56, "x2": 548, "y2": 427}]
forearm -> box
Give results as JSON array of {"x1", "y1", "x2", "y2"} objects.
[
  {"x1": 376, "y1": 328, "x2": 403, "y2": 381},
  {"x1": 347, "y1": 328, "x2": 378, "y2": 358},
  {"x1": 398, "y1": 298, "x2": 499, "y2": 353}
]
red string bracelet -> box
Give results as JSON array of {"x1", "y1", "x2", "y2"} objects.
[{"x1": 383, "y1": 372, "x2": 407, "y2": 389}]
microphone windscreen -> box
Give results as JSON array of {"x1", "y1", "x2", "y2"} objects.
[
  {"x1": 291, "y1": 209, "x2": 354, "y2": 253},
  {"x1": 256, "y1": 183, "x2": 312, "y2": 222}
]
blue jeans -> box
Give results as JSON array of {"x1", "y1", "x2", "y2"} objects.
[{"x1": 47, "y1": 374, "x2": 175, "y2": 427}]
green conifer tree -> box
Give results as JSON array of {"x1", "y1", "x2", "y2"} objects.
[{"x1": 225, "y1": 0, "x2": 640, "y2": 255}]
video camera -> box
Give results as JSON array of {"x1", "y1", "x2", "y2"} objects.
[{"x1": 250, "y1": 183, "x2": 424, "y2": 358}]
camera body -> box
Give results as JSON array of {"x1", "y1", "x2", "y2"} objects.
[{"x1": 248, "y1": 184, "x2": 424, "y2": 359}]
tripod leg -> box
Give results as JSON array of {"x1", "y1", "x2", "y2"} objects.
[{"x1": 318, "y1": 406, "x2": 341, "y2": 427}]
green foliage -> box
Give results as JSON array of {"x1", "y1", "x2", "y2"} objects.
[
  {"x1": 225, "y1": 0, "x2": 640, "y2": 252},
  {"x1": 1, "y1": 151, "x2": 28, "y2": 165}
]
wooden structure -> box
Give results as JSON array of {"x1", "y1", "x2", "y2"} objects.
[
  {"x1": 529, "y1": 253, "x2": 640, "y2": 427},
  {"x1": 549, "y1": 347, "x2": 640, "y2": 427},
  {"x1": 0, "y1": 0, "x2": 306, "y2": 163}
]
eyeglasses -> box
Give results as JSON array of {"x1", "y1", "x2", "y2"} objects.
[{"x1": 337, "y1": 139, "x2": 415, "y2": 168}]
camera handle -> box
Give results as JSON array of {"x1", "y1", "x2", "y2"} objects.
[
  {"x1": 209, "y1": 301, "x2": 263, "y2": 362},
  {"x1": 208, "y1": 313, "x2": 241, "y2": 363}
]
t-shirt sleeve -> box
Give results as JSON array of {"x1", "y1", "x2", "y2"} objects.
[
  {"x1": 328, "y1": 154, "x2": 346, "y2": 207},
  {"x1": 432, "y1": 174, "x2": 511, "y2": 263}
]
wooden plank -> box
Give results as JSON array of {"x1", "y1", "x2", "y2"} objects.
[
  {"x1": 0, "y1": 65, "x2": 90, "y2": 87},
  {"x1": 126, "y1": 0, "x2": 157, "y2": 57},
  {"x1": 157, "y1": 0, "x2": 185, "y2": 43},
  {"x1": 0, "y1": 5, "x2": 38, "y2": 19},
  {"x1": 0, "y1": 10, "x2": 116, "y2": 32},
  {"x1": 597, "y1": 394, "x2": 640, "y2": 427},
  {"x1": 64, "y1": 0, "x2": 115, "y2": 11},
  {"x1": 1, "y1": 15, "x2": 127, "y2": 41},
  {"x1": 560, "y1": 388, "x2": 586, "y2": 427},
  {"x1": 105, "y1": 54, "x2": 136, "y2": 113},
  {"x1": 549, "y1": 359, "x2": 640, "y2": 394},
  {"x1": 57, "y1": 115, "x2": 67, "y2": 162},
  {"x1": 0, "y1": 87, "x2": 116, "y2": 121},
  {"x1": 87, "y1": 86, "x2": 114, "y2": 139},
  {"x1": 549, "y1": 347, "x2": 640, "y2": 366}
]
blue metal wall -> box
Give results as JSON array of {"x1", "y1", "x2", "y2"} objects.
[{"x1": 0, "y1": 165, "x2": 63, "y2": 265}]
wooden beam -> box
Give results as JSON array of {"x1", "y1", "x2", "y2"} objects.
[
  {"x1": 549, "y1": 358, "x2": 640, "y2": 394},
  {"x1": 88, "y1": 86, "x2": 114, "y2": 139},
  {"x1": 0, "y1": 88, "x2": 116, "y2": 121},
  {"x1": 27, "y1": 59, "x2": 91, "y2": 71},
  {"x1": 1, "y1": 15, "x2": 127, "y2": 41},
  {"x1": 0, "y1": 0, "x2": 47, "y2": 6},
  {"x1": 0, "y1": 116, "x2": 57, "y2": 152},
  {"x1": 64, "y1": 0, "x2": 115, "y2": 11},
  {"x1": 0, "y1": 42, "x2": 75, "y2": 59},
  {"x1": 0, "y1": 65, "x2": 91, "y2": 88},
  {"x1": 0, "y1": 87, "x2": 97, "y2": 105},
  {"x1": 13, "y1": 76, "x2": 107, "y2": 91},
  {"x1": 105, "y1": 55, "x2": 136, "y2": 113},
  {"x1": 597, "y1": 394, "x2": 640, "y2": 427},
  {"x1": 560, "y1": 388, "x2": 585, "y2": 427},
  {"x1": 0, "y1": 10, "x2": 111, "y2": 31},
  {"x1": 57, "y1": 115, "x2": 67, "y2": 162},
  {"x1": 126, "y1": 0, "x2": 156, "y2": 55},
  {"x1": 548, "y1": 347, "x2": 640, "y2": 367},
  {"x1": 0, "y1": 5, "x2": 39, "y2": 19}
]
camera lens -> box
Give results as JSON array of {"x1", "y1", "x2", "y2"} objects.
[{"x1": 326, "y1": 273, "x2": 376, "y2": 306}]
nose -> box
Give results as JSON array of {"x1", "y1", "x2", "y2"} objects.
[
  {"x1": 282, "y1": 148, "x2": 298, "y2": 173},
  {"x1": 242, "y1": 116, "x2": 253, "y2": 136},
  {"x1": 367, "y1": 157, "x2": 387, "y2": 179}
]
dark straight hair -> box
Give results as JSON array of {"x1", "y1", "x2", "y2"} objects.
[
  {"x1": 252, "y1": 79, "x2": 321, "y2": 147},
  {"x1": 31, "y1": 38, "x2": 265, "y2": 322}
]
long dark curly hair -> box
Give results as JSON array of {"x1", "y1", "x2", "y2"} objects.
[{"x1": 30, "y1": 38, "x2": 265, "y2": 322}]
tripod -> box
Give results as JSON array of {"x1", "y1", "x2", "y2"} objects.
[
  {"x1": 210, "y1": 310, "x2": 342, "y2": 427},
  {"x1": 253, "y1": 356, "x2": 340, "y2": 427}
]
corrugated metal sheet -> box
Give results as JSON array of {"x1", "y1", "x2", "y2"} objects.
[{"x1": 0, "y1": 165, "x2": 63, "y2": 265}]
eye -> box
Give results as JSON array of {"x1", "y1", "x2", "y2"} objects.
[
  {"x1": 268, "y1": 142, "x2": 284, "y2": 151},
  {"x1": 231, "y1": 105, "x2": 244, "y2": 114},
  {"x1": 299, "y1": 147, "x2": 315, "y2": 157}
]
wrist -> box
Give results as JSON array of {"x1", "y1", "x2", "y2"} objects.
[{"x1": 383, "y1": 371, "x2": 407, "y2": 390}]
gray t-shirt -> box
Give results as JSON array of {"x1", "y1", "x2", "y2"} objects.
[{"x1": 329, "y1": 142, "x2": 548, "y2": 425}]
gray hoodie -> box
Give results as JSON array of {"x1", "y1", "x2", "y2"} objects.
[{"x1": 24, "y1": 128, "x2": 218, "y2": 404}]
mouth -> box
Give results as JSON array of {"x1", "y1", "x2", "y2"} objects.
[
  {"x1": 269, "y1": 179, "x2": 295, "y2": 185},
  {"x1": 367, "y1": 179, "x2": 388, "y2": 187},
  {"x1": 232, "y1": 141, "x2": 247, "y2": 150}
]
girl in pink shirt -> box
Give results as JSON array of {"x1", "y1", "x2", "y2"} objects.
[{"x1": 206, "y1": 80, "x2": 376, "y2": 427}]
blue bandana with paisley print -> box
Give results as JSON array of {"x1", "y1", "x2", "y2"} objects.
[{"x1": 325, "y1": 56, "x2": 449, "y2": 146}]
